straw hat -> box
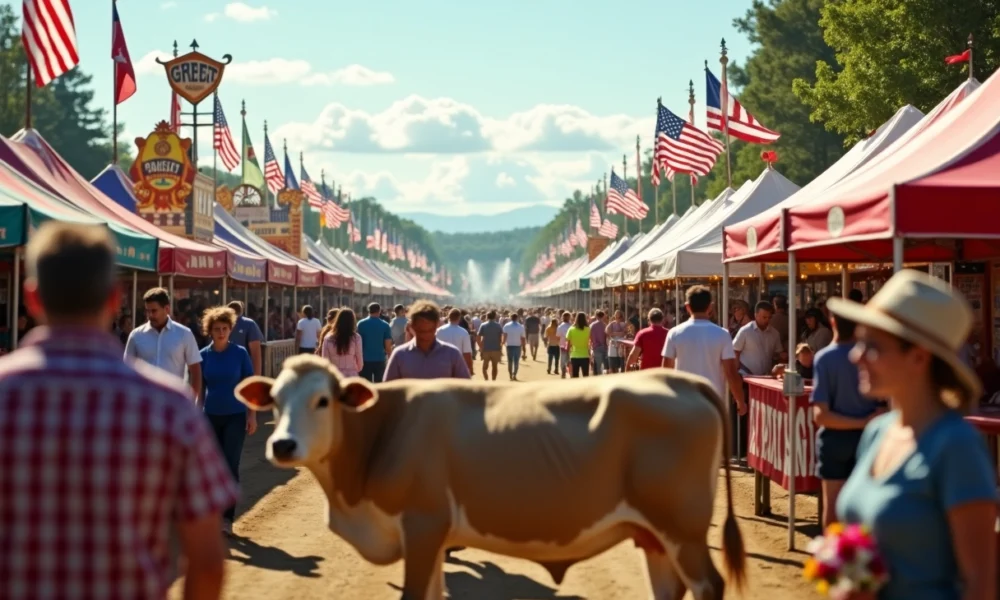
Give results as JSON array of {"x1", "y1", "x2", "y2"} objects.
[{"x1": 826, "y1": 269, "x2": 981, "y2": 408}]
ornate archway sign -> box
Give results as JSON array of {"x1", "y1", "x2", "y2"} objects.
[{"x1": 157, "y1": 44, "x2": 232, "y2": 105}]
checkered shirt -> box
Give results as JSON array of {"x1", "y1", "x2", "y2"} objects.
[{"x1": 0, "y1": 327, "x2": 239, "y2": 599}]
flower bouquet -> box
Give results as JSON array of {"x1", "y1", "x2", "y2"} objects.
[{"x1": 804, "y1": 523, "x2": 888, "y2": 599}]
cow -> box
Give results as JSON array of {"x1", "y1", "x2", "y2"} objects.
[{"x1": 236, "y1": 354, "x2": 745, "y2": 600}]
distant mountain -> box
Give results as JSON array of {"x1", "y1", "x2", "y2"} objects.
[{"x1": 397, "y1": 204, "x2": 558, "y2": 234}]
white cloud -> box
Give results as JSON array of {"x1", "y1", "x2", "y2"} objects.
[
  {"x1": 276, "y1": 95, "x2": 645, "y2": 155},
  {"x1": 495, "y1": 172, "x2": 516, "y2": 188},
  {"x1": 204, "y1": 13, "x2": 219, "y2": 22},
  {"x1": 223, "y1": 2, "x2": 277, "y2": 22},
  {"x1": 133, "y1": 51, "x2": 392, "y2": 88},
  {"x1": 160, "y1": 1, "x2": 177, "y2": 9}
]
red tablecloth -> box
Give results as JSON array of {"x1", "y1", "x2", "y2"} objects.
[{"x1": 746, "y1": 377, "x2": 821, "y2": 494}]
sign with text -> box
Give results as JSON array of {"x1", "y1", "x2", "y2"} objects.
[
  {"x1": 159, "y1": 49, "x2": 231, "y2": 105},
  {"x1": 746, "y1": 378, "x2": 820, "y2": 494},
  {"x1": 131, "y1": 122, "x2": 196, "y2": 220}
]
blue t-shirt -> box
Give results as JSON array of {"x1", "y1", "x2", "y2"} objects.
[
  {"x1": 357, "y1": 316, "x2": 392, "y2": 362},
  {"x1": 810, "y1": 343, "x2": 883, "y2": 422},
  {"x1": 200, "y1": 342, "x2": 254, "y2": 416},
  {"x1": 837, "y1": 411, "x2": 998, "y2": 600},
  {"x1": 229, "y1": 315, "x2": 263, "y2": 350}
]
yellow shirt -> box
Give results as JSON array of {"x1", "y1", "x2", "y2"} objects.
[{"x1": 566, "y1": 326, "x2": 591, "y2": 359}]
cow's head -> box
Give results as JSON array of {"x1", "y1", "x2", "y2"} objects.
[{"x1": 236, "y1": 355, "x2": 377, "y2": 467}]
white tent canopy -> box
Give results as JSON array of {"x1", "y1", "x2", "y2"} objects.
[
  {"x1": 531, "y1": 237, "x2": 629, "y2": 296},
  {"x1": 590, "y1": 213, "x2": 679, "y2": 290},
  {"x1": 647, "y1": 167, "x2": 800, "y2": 280}
]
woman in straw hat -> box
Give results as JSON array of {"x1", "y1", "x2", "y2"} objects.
[{"x1": 832, "y1": 269, "x2": 996, "y2": 599}]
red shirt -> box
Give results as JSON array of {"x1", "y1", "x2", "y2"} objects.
[
  {"x1": 0, "y1": 327, "x2": 239, "y2": 599},
  {"x1": 633, "y1": 325, "x2": 669, "y2": 369}
]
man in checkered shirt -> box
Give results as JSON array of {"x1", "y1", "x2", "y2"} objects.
[{"x1": 0, "y1": 223, "x2": 239, "y2": 599}]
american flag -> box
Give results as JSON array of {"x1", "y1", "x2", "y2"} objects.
[
  {"x1": 263, "y1": 133, "x2": 283, "y2": 193},
  {"x1": 706, "y1": 68, "x2": 780, "y2": 144},
  {"x1": 380, "y1": 225, "x2": 389, "y2": 254},
  {"x1": 598, "y1": 219, "x2": 618, "y2": 239},
  {"x1": 575, "y1": 219, "x2": 587, "y2": 246},
  {"x1": 213, "y1": 96, "x2": 240, "y2": 171},
  {"x1": 22, "y1": 0, "x2": 79, "y2": 87},
  {"x1": 589, "y1": 200, "x2": 602, "y2": 230},
  {"x1": 651, "y1": 160, "x2": 661, "y2": 187},
  {"x1": 655, "y1": 103, "x2": 723, "y2": 177},
  {"x1": 300, "y1": 164, "x2": 323, "y2": 209},
  {"x1": 606, "y1": 170, "x2": 646, "y2": 219}
]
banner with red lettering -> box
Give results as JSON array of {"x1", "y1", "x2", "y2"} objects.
[{"x1": 746, "y1": 378, "x2": 820, "y2": 494}]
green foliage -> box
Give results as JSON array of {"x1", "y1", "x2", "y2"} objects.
[
  {"x1": 794, "y1": 0, "x2": 1000, "y2": 144},
  {"x1": 432, "y1": 227, "x2": 540, "y2": 275},
  {"x1": 0, "y1": 6, "x2": 128, "y2": 177}
]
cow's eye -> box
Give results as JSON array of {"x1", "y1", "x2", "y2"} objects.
[{"x1": 317, "y1": 397, "x2": 329, "y2": 408}]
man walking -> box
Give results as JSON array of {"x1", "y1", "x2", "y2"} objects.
[
  {"x1": 384, "y1": 301, "x2": 471, "y2": 381},
  {"x1": 590, "y1": 310, "x2": 608, "y2": 375},
  {"x1": 125, "y1": 287, "x2": 202, "y2": 399},
  {"x1": 626, "y1": 308, "x2": 669, "y2": 371},
  {"x1": 390, "y1": 304, "x2": 408, "y2": 347},
  {"x1": 477, "y1": 310, "x2": 503, "y2": 381},
  {"x1": 502, "y1": 313, "x2": 527, "y2": 380},
  {"x1": 228, "y1": 300, "x2": 263, "y2": 375},
  {"x1": 357, "y1": 302, "x2": 393, "y2": 383},
  {"x1": 295, "y1": 305, "x2": 322, "y2": 354},
  {"x1": 523, "y1": 310, "x2": 541, "y2": 361},
  {"x1": 437, "y1": 308, "x2": 474, "y2": 376},
  {"x1": 606, "y1": 310, "x2": 628, "y2": 374},
  {"x1": 0, "y1": 223, "x2": 236, "y2": 599}
]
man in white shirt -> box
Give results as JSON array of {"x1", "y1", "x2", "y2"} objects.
[
  {"x1": 437, "y1": 308, "x2": 474, "y2": 376},
  {"x1": 124, "y1": 287, "x2": 202, "y2": 398},
  {"x1": 501, "y1": 314, "x2": 527, "y2": 381},
  {"x1": 295, "y1": 305, "x2": 323, "y2": 354},
  {"x1": 555, "y1": 311, "x2": 572, "y2": 380},
  {"x1": 733, "y1": 300, "x2": 784, "y2": 376},
  {"x1": 661, "y1": 285, "x2": 745, "y2": 414}
]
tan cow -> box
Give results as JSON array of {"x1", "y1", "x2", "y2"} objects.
[{"x1": 236, "y1": 354, "x2": 745, "y2": 600}]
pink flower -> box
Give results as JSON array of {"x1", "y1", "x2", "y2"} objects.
[{"x1": 836, "y1": 535, "x2": 857, "y2": 562}]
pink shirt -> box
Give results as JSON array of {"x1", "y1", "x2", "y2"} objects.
[{"x1": 322, "y1": 332, "x2": 363, "y2": 377}]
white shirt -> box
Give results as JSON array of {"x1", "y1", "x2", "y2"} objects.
[
  {"x1": 732, "y1": 321, "x2": 782, "y2": 376},
  {"x1": 437, "y1": 323, "x2": 472, "y2": 355},
  {"x1": 661, "y1": 318, "x2": 735, "y2": 399},
  {"x1": 471, "y1": 317, "x2": 482, "y2": 332},
  {"x1": 124, "y1": 317, "x2": 201, "y2": 380},
  {"x1": 296, "y1": 317, "x2": 323, "y2": 349},
  {"x1": 556, "y1": 322, "x2": 571, "y2": 347},
  {"x1": 541, "y1": 315, "x2": 550, "y2": 327},
  {"x1": 502, "y1": 322, "x2": 526, "y2": 347}
]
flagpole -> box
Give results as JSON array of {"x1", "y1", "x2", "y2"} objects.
[
  {"x1": 968, "y1": 33, "x2": 975, "y2": 81},
  {"x1": 25, "y1": 60, "x2": 32, "y2": 130},
  {"x1": 263, "y1": 120, "x2": 270, "y2": 207},
  {"x1": 635, "y1": 135, "x2": 643, "y2": 233},
  {"x1": 622, "y1": 154, "x2": 628, "y2": 238},
  {"x1": 212, "y1": 91, "x2": 219, "y2": 195},
  {"x1": 689, "y1": 79, "x2": 698, "y2": 208},
  {"x1": 720, "y1": 40, "x2": 733, "y2": 190},
  {"x1": 603, "y1": 172, "x2": 610, "y2": 239},
  {"x1": 240, "y1": 100, "x2": 247, "y2": 184},
  {"x1": 112, "y1": 0, "x2": 118, "y2": 164},
  {"x1": 652, "y1": 97, "x2": 660, "y2": 226}
]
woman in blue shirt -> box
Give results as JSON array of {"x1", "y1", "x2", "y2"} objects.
[
  {"x1": 199, "y1": 306, "x2": 255, "y2": 535},
  {"x1": 828, "y1": 270, "x2": 996, "y2": 600}
]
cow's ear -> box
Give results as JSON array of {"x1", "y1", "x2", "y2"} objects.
[
  {"x1": 236, "y1": 376, "x2": 276, "y2": 411},
  {"x1": 337, "y1": 378, "x2": 377, "y2": 413}
]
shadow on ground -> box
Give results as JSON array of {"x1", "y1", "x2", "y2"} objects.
[
  {"x1": 388, "y1": 555, "x2": 585, "y2": 600},
  {"x1": 227, "y1": 534, "x2": 324, "y2": 578}
]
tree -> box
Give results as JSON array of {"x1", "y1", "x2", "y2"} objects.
[
  {"x1": 793, "y1": 0, "x2": 1000, "y2": 144},
  {"x1": 0, "y1": 5, "x2": 126, "y2": 178}
]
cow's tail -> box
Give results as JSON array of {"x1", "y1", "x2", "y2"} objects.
[{"x1": 697, "y1": 377, "x2": 747, "y2": 591}]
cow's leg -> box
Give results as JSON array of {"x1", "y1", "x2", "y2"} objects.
[
  {"x1": 671, "y1": 541, "x2": 725, "y2": 600},
  {"x1": 642, "y1": 548, "x2": 687, "y2": 600},
  {"x1": 400, "y1": 516, "x2": 448, "y2": 600}
]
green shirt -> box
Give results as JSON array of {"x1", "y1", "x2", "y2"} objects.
[{"x1": 566, "y1": 326, "x2": 591, "y2": 359}]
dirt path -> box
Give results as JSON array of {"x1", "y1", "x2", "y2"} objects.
[{"x1": 170, "y1": 354, "x2": 820, "y2": 599}]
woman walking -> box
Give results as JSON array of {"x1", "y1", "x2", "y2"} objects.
[
  {"x1": 315, "y1": 308, "x2": 340, "y2": 355},
  {"x1": 544, "y1": 318, "x2": 560, "y2": 375},
  {"x1": 832, "y1": 270, "x2": 996, "y2": 600},
  {"x1": 321, "y1": 308, "x2": 363, "y2": 378},
  {"x1": 198, "y1": 306, "x2": 256, "y2": 535},
  {"x1": 566, "y1": 311, "x2": 592, "y2": 378}
]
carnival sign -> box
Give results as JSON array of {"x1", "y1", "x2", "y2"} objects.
[
  {"x1": 131, "y1": 121, "x2": 196, "y2": 212},
  {"x1": 745, "y1": 378, "x2": 821, "y2": 494},
  {"x1": 157, "y1": 44, "x2": 232, "y2": 105}
]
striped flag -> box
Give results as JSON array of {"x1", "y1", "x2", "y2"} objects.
[
  {"x1": 263, "y1": 133, "x2": 283, "y2": 194},
  {"x1": 597, "y1": 219, "x2": 618, "y2": 239},
  {"x1": 706, "y1": 68, "x2": 780, "y2": 144},
  {"x1": 589, "y1": 200, "x2": 602, "y2": 230},
  {"x1": 22, "y1": 0, "x2": 79, "y2": 87},
  {"x1": 606, "y1": 170, "x2": 646, "y2": 219},
  {"x1": 575, "y1": 219, "x2": 587, "y2": 246},
  {"x1": 654, "y1": 102, "x2": 723, "y2": 177},
  {"x1": 300, "y1": 164, "x2": 323, "y2": 209},
  {"x1": 213, "y1": 96, "x2": 240, "y2": 171}
]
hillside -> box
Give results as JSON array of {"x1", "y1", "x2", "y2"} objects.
[
  {"x1": 432, "y1": 226, "x2": 540, "y2": 280},
  {"x1": 397, "y1": 205, "x2": 558, "y2": 234}
]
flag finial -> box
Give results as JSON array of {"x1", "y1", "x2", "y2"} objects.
[
  {"x1": 173, "y1": 40, "x2": 179, "y2": 57},
  {"x1": 240, "y1": 100, "x2": 245, "y2": 117},
  {"x1": 657, "y1": 96, "x2": 662, "y2": 105},
  {"x1": 283, "y1": 138, "x2": 287, "y2": 153},
  {"x1": 720, "y1": 39, "x2": 729, "y2": 66},
  {"x1": 263, "y1": 120, "x2": 268, "y2": 134},
  {"x1": 190, "y1": 39, "x2": 199, "y2": 52}
]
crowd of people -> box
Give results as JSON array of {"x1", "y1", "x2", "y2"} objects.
[{"x1": 0, "y1": 221, "x2": 995, "y2": 599}]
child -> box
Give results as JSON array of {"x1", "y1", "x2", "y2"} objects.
[{"x1": 772, "y1": 343, "x2": 815, "y2": 380}]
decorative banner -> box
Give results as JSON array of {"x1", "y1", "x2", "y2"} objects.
[
  {"x1": 296, "y1": 268, "x2": 320, "y2": 288},
  {"x1": 130, "y1": 121, "x2": 196, "y2": 217},
  {"x1": 746, "y1": 377, "x2": 820, "y2": 494},
  {"x1": 157, "y1": 48, "x2": 231, "y2": 105},
  {"x1": 227, "y1": 252, "x2": 266, "y2": 283},
  {"x1": 267, "y1": 262, "x2": 297, "y2": 286}
]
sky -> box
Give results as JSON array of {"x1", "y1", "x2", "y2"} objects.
[{"x1": 18, "y1": 0, "x2": 754, "y2": 216}]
